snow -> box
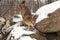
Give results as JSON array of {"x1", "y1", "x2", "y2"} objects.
[
  {"x1": 34, "y1": 1, "x2": 60, "y2": 23},
  {"x1": 7, "y1": 23, "x2": 36, "y2": 40},
  {"x1": 13, "y1": 17, "x2": 23, "y2": 22},
  {"x1": 20, "y1": 36, "x2": 36, "y2": 40},
  {"x1": 11, "y1": 26, "x2": 35, "y2": 39},
  {"x1": 0, "y1": 17, "x2": 5, "y2": 25},
  {"x1": 13, "y1": 15, "x2": 23, "y2": 22},
  {"x1": 0, "y1": 17, "x2": 5, "y2": 22}
]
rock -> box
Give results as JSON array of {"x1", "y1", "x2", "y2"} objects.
[
  {"x1": 45, "y1": 33, "x2": 60, "y2": 40},
  {"x1": 29, "y1": 31, "x2": 47, "y2": 40},
  {"x1": 57, "y1": 32, "x2": 60, "y2": 37},
  {"x1": 48, "y1": 8, "x2": 60, "y2": 18},
  {"x1": 35, "y1": 8, "x2": 60, "y2": 33}
]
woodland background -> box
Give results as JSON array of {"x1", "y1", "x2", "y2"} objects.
[
  {"x1": 0, "y1": 0, "x2": 60, "y2": 40},
  {"x1": 0, "y1": 0, "x2": 59, "y2": 14}
]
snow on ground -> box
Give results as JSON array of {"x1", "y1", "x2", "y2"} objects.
[
  {"x1": 7, "y1": 22, "x2": 36, "y2": 40},
  {"x1": 33, "y1": 1, "x2": 60, "y2": 23},
  {"x1": 13, "y1": 15, "x2": 23, "y2": 22},
  {"x1": 20, "y1": 36, "x2": 36, "y2": 40},
  {"x1": 10, "y1": 26, "x2": 35, "y2": 39},
  {"x1": 0, "y1": 17, "x2": 5, "y2": 25}
]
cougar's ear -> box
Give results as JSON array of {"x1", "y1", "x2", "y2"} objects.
[
  {"x1": 20, "y1": 1, "x2": 25, "y2": 5},
  {"x1": 18, "y1": 1, "x2": 26, "y2": 9},
  {"x1": 21, "y1": 1, "x2": 25, "y2": 4}
]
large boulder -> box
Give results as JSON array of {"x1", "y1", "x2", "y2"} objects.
[{"x1": 35, "y1": 8, "x2": 60, "y2": 33}]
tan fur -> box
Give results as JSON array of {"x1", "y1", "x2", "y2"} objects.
[{"x1": 18, "y1": 4, "x2": 35, "y2": 27}]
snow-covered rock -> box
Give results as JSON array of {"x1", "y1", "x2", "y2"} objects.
[
  {"x1": 35, "y1": 6, "x2": 60, "y2": 32},
  {"x1": 34, "y1": 1, "x2": 60, "y2": 23}
]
